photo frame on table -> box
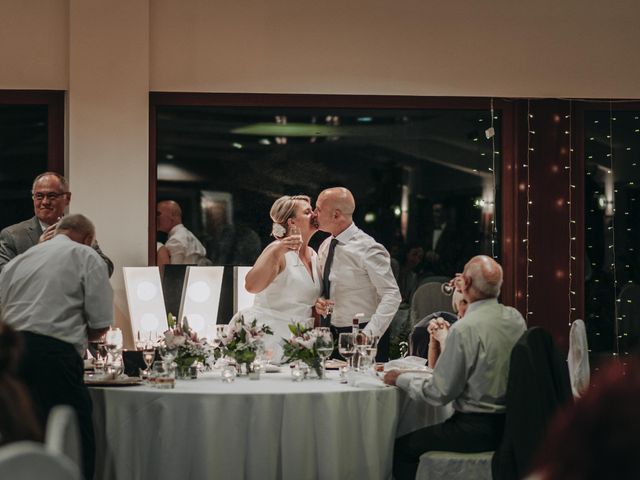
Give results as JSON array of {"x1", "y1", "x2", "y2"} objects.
[
  {"x1": 123, "y1": 267, "x2": 169, "y2": 342},
  {"x1": 178, "y1": 266, "x2": 224, "y2": 340}
]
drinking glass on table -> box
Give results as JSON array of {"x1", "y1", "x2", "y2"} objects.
[
  {"x1": 314, "y1": 327, "x2": 334, "y2": 379},
  {"x1": 136, "y1": 338, "x2": 156, "y2": 379},
  {"x1": 361, "y1": 335, "x2": 380, "y2": 372},
  {"x1": 338, "y1": 333, "x2": 356, "y2": 372},
  {"x1": 105, "y1": 327, "x2": 123, "y2": 367}
]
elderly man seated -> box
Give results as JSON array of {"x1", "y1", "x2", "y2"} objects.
[{"x1": 384, "y1": 255, "x2": 526, "y2": 480}]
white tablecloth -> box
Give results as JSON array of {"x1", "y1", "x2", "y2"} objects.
[{"x1": 90, "y1": 370, "x2": 452, "y2": 480}]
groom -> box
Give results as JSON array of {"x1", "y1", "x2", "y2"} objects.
[{"x1": 314, "y1": 187, "x2": 401, "y2": 361}]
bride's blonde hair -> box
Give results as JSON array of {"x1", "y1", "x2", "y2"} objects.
[{"x1": 270, "y1": 195, "x2": 311, "y2": 238}]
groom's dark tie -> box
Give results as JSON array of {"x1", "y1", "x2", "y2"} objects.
[{"x1": 321, "y1": 238, "x2": 339, "y2": 327}]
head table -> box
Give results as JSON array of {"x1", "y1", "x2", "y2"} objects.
[{"x1": 89, "y1": 370, "x2": 452, "y2": 480}]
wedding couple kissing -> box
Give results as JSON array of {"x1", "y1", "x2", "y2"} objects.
[{"x1": 240, "y1": 187, "x2": 401, "y2": 363}]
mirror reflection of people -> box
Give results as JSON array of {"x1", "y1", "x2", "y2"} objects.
[
  {"x1": 0, "y1": 172, "x2": 114, "y2": 277},
  {"x1": 240, "y1": 195, "x2": 321, "y2": 363},
  {"x1": 397, "y1": 243, "x2": 425, "y2": 303},
  {"x1": 384, "y1": 255, "x2": 526, "y2": 480},
  {"x1": 156, "y1": 200, "x2": 207, "y2": 268},
  {"x1": 423, "y1": 202, "x2": 462, "y2": 277}
]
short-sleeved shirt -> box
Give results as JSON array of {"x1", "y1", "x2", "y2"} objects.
[{"x1": 0, "y1": 234, "x2": 113, "y2": 355}]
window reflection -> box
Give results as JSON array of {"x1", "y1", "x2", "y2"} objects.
[
  {"x1": 156, "y1": 106, "x2": 502, "y2": 290},
  {"x1": 0, "y1": 104, "x2": 48, "y2": 230},
  {"x1": 584, "y1": 110, "x2": 640, "y2": 356}
]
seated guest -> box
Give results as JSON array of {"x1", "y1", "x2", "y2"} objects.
[
  {"x1": 409, "y1": 290, "x2": 467, "y2": 362},
  {"x1": 0, "y1": 213, "x2": 113, "y2": 480},
  {"x1": 0, "y1": 171, "x2": 114, "y2": 276},
  {"x1": 156, "y1": 200, "x2": 207, "y2": 268},
  {"x1": 384, "y1": 255, "x2": 526, "y2": 480},
  {"x1": 0, "y1": 321, "x2": 42, "y2": 446}
]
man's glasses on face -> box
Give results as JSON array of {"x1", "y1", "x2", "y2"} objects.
[{"x1": 32, "y1": 192, "x2": 68, "y2": 201}]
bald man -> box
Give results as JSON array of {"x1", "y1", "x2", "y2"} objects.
[
  {"x1": 156, "y1": 200, "x2": 207, "y2": 266},
  {"x1": 384, "y1": 255, "x2": 526, "y2": 480},
  {"x1": 314, "y1": 187, "x2": 401, "y2": 361}
]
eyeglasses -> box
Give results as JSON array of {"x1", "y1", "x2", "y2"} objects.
[{"x1": 32, "y1": 192, "x2": 68, "y2": 201}]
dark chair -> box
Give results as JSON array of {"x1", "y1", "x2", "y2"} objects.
[{"x1": 491, "y1": 327, "x2": 573, "y2": 480}]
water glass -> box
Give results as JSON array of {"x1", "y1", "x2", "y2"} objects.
[
  {"x1": 221, "y1": 364, "x2": 237, "y2": 383},
  {"x1": 151, "y1": 361, "x2": 175, "y2": 389}
]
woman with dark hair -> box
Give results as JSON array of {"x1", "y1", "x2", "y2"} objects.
[
  {"x1": 530, "y1": 357, "x2": 640, "y2": 480},
  {"x1": 0, "y1": 321, "x2": 42, "y2": 446}
]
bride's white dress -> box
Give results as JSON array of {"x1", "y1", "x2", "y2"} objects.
[{"x1": 240, "y1": 249, "x2": 321, "y2": 363}]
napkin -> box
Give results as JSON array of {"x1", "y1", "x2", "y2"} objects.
[
  {"x1": 383, "y1": 356, "x2": 428, "y2": 372},
  {"x1": 346, "y1": 371, "x2": 388, "y2": 389}
]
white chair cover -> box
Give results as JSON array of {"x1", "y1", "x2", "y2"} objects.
[
  {"x1": 0, "y1": 441, "x2": 81, "y2": 480},
  {"x1": 568, "y1": 319, "x2": 590, "y2": 398},
  {"x1": 416, "y1": 451, "x2": 493, "y2": 480},
  {"x1": 410, "y1": 282, "x2": 453, "y2": 326},
  {"x1": 45, "y1": 405, "x2": 82, "y2": 470}
]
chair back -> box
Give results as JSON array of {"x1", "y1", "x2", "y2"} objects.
[
  {"x1": 492, "y1": 327, "x2": 573, "y2": 480},
  {"x1": 410, "y1": 282, "x2": 453, "y2": 326},
  {"x1": 0, "y1": 441, "x2": 81, "y2": 480},
  {"x1": 45, "y1": 405, "x2": 82, "y2": 471},
  {"x1": 568, "y1": 319, "x2": 590, "y2": 398}
]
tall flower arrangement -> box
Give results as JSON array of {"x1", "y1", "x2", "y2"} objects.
[
  {"x1": 163, "y1": 314, "x2": 214, "y2": 370},
  {"x1": 282, "y1": 323, "x2": 333, "y2": 378},
  {"x1": 221, "y1": 315, "x2": 273, "y2": 370}
]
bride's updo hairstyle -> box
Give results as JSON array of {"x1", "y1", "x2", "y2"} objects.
[{"x1": 270, "y1": 195, "x2": 311, "y2": 239}]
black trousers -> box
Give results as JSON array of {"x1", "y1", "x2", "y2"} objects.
[
  {"x1": 393, "y1": 410, "x2": 505, "y2": 480},
  {"x1": 329, "y1": 322, "x2": 390, "y2": 362},
  {"x1": 17, "y1": 332, "x2": 95, "y2": 480}
]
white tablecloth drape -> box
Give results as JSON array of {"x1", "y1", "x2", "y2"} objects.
[{"x1": 90, "y1": 371, "x2": 452, "y2": 480}]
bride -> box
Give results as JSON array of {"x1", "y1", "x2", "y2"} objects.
[{"x1": 241, "y1": 195, "x2": 321, "y2": 362}]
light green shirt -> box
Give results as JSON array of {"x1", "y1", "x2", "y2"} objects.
[{"x1": 397, "y1": 298, "x2": 526, "y2": 413}]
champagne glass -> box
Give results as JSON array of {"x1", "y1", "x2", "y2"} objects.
[
  {"x1": 314, "y1": 327, "x2": 334, "y2": 379},
  {"x1": 363, "y1": 335, "x2": 380, "y2": 372},
  {"x1": 289, "y1": 224, "x2": 303, "y2": 266},
  {"x1": 338, "y1": 333, "x2": 356, "y2": 372}
]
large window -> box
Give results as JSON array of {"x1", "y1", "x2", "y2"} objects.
[
  {"x1": 584, "y1": 106, "x2": 640, "y2": 356},
  {"x1": 154, "y1": 99, "x2": 503, "y2": 296},
  {"x1": 0, "y1": 91, "x2": 64, "y2": 230}
]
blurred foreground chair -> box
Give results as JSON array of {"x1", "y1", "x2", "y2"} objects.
[
  {"x1": 0, "y1": 441, "x2": 81, "y2": 480},
  {"x1": 567, "y1": 319, "x2": 590, "y2": 398},
  {"x1": 45, "y1": 405, "x2": 82, "y2": 472},
  {"x1": 410, "y1": 282, "x2": 453, "y2": 327}
]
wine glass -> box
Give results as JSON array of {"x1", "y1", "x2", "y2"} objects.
[
  {"x1": 289, "y1": 224, "x2": 303, "y2": 266},
  {"x1": 314, "y1": 327, "x2": 333, "y2": 379},
  {"x1": 338, "y1": 333, "x2": 356, "y2": 372},
  {"x1": 363, "y1": 335, "x2": 380, "y2": 372},
  {"x1": 105, "y1": 327, "x2": 123, "y2": 365}
]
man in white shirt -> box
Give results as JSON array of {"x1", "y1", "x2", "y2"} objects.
[
  {"x1": 0, "y1": 213, "x2": 113, "y2": 480},
  {"x1": 156, "y1": 200, "x2": 207, "y2": 265},
  {"x1": 314, "y1": 187, "x2": 401, "y2": 361},
  {"x1": 384, "y1": 255, "x2": 526, "y2": 480}
]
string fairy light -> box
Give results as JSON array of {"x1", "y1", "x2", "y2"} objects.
[
  {"x1": 525, "y1": 100, "x2": 533, "y2": 322},
  {"x1": 490, "y1": 98, "x2": 498, "y2": 259},
  {"x1": 566, "y1": 100, "x2": 576, "y2": 329},
  {"x1": 608, "y1": 100, "x2": 620, "y2": 357}
]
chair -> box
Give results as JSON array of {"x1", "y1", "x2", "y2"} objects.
[
  {"x1": 567, "y1": 319, "x2": 590, "y2": 398},
  {"x1": 416, "y1": 451, "x2": 493, "y2": 480},
  {"x1": 492, "y1": 327, "x2": 573, "y2": 480},
  {"x1": 0, "y1": 441, "x2": 81, "y2": 480},
  {"x1": 45, "y1": 405, "x2": 82, "y2": 471},
  {"x1": 410, "y1": 282, "x2": 453, "y2": 326}
]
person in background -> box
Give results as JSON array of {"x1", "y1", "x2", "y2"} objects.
[
  {"x1": 397, "y1": 243, "x2": 425, "y2": 304},
  {"x1": 0, "y1": 214, "x2": 113, "y2": 480},
  {"x1": 0, "y1": 172, "x2": 114, "y2": 277},
  {"x1": 0, "y1": 321, "x2": 42, "y2": 447},
  {"x1": 384, "y1": 255, "x2": 526, "y2": 480},
  {"x1": 156, "y1": 200, "x2": 207, "y2": 268},
  {"x1": 314, "y1": 187, "x2": 401, "y2": 361},
  {"x1": 409, "y1": 289, "x2": 467, "y2": 361}
]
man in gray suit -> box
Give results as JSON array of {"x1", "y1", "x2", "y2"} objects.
[{"x1": 0, "y1": 172, "x2": 114, "y2": 276}]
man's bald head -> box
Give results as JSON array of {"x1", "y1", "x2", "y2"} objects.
[
  {"x1": 315, "y1": 187, "x2": 356, "y2": 236},
  {"x1": 157, "y1": 200, "x2": 183, "y2": 233},
  {"x1": 55, "y1": 214, "x2": 95, "y2": 246},
  {"x1": 462, "y1": 255, "x2": 503, "y2": 299}
]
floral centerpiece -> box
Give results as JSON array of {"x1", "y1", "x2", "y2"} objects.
[
  {"x1": 282, "y1": 323, "x2": 333, "y2": 378},
  {"x1": 163, "y1": 313, "x2": 214, "y2": 375},
  {"x1": 220, "y1": 315, "x2": 273, "y2": 373}
]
